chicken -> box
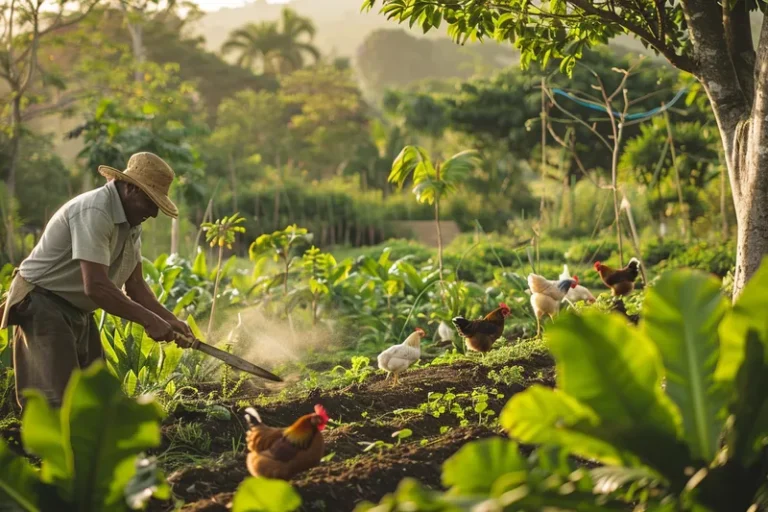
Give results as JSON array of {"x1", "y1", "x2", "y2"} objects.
[
  {"x1": 594, "y1": 257, "x2": 640, "y2": 296},
  {"x1": 452, "y1": 303, "x2": 511, "y2": 354},
  {"x1": 377, "y1": 327, "x2": 425, "y2": 386},
  {"x1": 528, "y1": 273, "x2": 579, "y2": 337},
  {"x1": 437, "y1": 321, "x2": 454, "y2": 344},
  {"x1": 244, "y1": 404, "x2": 329, "y2": 480},
  {"x1": 560, "y1": 265, "x2": 596, "y2": 304}
]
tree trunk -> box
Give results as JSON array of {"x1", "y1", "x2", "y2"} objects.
[
  {"x1": 435, "y1": 199, "x2": 443, "y2": 280},
  {"x1": 721, "y1": 163, "x2": 729, "y2": 241},
  {"x1": 229, "y1": 152, "x2": 238, "y2": 211},
  {"x1": 682, "y1": 0, "x2": 768, "y2": 298},
  {"x1": 127, "y1": 21, "x2": 145, "y2": 82},
  {"x1": 4, "y1": 94, "x2": 23, "y2": 263}
]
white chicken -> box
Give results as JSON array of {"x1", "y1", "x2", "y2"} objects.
[
  {"x1": 560, "y1": 265, "x2": 596, "y2": 304},
  {"x1": 437, "y1": 321, "x2": 454, "y2": 343},
  {"x1": 377, "y1": 327, "x2": 426, "y2": 386},
  {"x1": 528, "y1": 273, "x2": 578, "y2": 337}
]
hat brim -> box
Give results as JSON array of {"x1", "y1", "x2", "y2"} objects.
[{"x1": 98, "y1": 165, "x2": 179, "y2": 219}]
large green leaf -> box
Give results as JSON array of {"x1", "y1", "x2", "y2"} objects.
[
  {"x1": 716, "y1": 257, "x2": 768, "y2": 383},
  {"x1": 548, "y1": 312, "x2": 681, "y2": 438},
  {"x1": 439, "y1": 149, "x2": 480, "y2": 186},
  {"x1": 21, "y1": 391, "x2": 71, "y2": 495},
  {"x1": 546, "y1": 312, "x2": 694, "y2": 486},
  {"x1": 442, "y1": 437, "x2": 527, "y2": 496},
  {"x1": 231, "y1": 477, "x2": 302, "y2": 512},
  {"x1": 726, "y1": 330, "x2": 768, "y2": 466},
  {"x1": 0, "y1": 440, "x2": 43, "y2": 512},
  {"x1": 501, "y1": 385, "x2": 631, "y2": 467},
  {"x1": 22, "y1": 362, "x2": 165, "y2": 512},
  {"x1": 388, "y1": 145, "x2": 433, "y2": 189},
  {"x1": 642, "y1": 269, "x2": 728, "y2": 462}
]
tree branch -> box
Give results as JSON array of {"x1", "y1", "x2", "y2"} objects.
[
  {"x1": 723, "y1": 0, "x2": 756, "y2": 106},
  {"x1": 568, "y1": 0, "x2": 697, "y2": 75},
  {"x1": 543, "y1": 86, "x2": 613, "y2": 151}
]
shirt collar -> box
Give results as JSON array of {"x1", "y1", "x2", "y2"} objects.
[{"x1": 105, "y1": 180, "x2": 128, "y2": 225}]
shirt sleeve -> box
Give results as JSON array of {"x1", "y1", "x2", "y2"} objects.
[{"x1": 69, "y1": 207, "x2": 113, "y2": 266}]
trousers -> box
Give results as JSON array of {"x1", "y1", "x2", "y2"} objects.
[{"x1": 9, "y1": 288, "x2": 103, "y2": 409}]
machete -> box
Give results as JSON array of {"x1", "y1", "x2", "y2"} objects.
[{"x1": 175, "y1": 333, "x2": 283, "y2": 382}]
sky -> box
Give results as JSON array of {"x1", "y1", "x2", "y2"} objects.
[{"x1": 193, "y1": 0, "x2": 291, "y2": 11}]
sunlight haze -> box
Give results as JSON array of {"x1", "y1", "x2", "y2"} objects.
[{"x1": 194, "y1": 0, "x2": 291, "y2": 11}]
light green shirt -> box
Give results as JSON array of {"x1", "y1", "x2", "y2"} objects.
[{"x1": 17, "y1": 180, "x2": 142, "y2": 312}]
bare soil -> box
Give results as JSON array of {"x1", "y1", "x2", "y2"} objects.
[{"x1": 147, "y1": 350, "x2": 555, "y2": 512}]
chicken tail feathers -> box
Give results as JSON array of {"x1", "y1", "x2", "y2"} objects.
[
  {"x1": 244, "y1": 407, "x2": 263, "y2": 427},
  {"x1": 628, "y1": 257, "x2": 640, "y2": 269},
  {"x1": 451, "y1": 316, "x2": 470, "y2": 336}
]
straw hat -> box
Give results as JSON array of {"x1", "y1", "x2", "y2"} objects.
[{"x1": 98, "y1": 152, "x2": 179, "y2": 219}]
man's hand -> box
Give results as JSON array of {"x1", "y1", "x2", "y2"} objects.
[
  {"x1": 168, "y1": 318, "x2": 197, "y2": 349},
  {"x1": 144, "y1": 314, "x2": 175, "y2": 342}
]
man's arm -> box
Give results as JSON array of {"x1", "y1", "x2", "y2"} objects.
[
  {"x1": 124, "y1": 262, "x2": 195, "y2": 339},
  {"x1": 80, "y1": 260, "x2": 174, "y2": 342},
  {"x1": 124, "y1": 262, "x2": 176, "y2": 323}
]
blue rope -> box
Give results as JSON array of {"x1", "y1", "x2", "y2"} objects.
[{"x1": 551, "y1": 87, "x2": 688, "y2": 121}]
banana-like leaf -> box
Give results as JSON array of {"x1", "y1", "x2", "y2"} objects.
[
  {"x1": 716, "y1": 258, "x2": 768, "y2": 383},
  {"x1": 642, "y1": 269, "x2": 728, "y2": 462},
  {"x1": 0, "y1": 439, "x2": 43, "y2": 512},
  {"x1": 590, "y1": 465, "x2": 664, "y2": 494},
  {"x1": 442, "y1": 437, "x2": 527, "y2": 496},
  {"x1": 21, "y1": 362, "x2": 165, "y2": 512},
  {"x1": 545, "y1": 312, "x2": 694, "y2": 486},
  {"x1": 501, "y1": 384, "x2": 631, "y2": 467},
  {"x1": 548, "y1": 312, "x2": 681, "y2": 438},
  {"x1": 727, "y1": 330, "x2": 768, "y2": 466}
]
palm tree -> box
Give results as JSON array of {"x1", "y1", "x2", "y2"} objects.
[
  {"x1": 274, "y1": 8, "x2": 321, "y2": 73},
  {"x1": 220, "y1": 8, "x2": 320, "y2": 75},
  {"x1": 388, "y1": 146, "x2": 481, "y2": 280},
  {"x1": 220, "y1": 21, "x2": 283, "y2": 74}
]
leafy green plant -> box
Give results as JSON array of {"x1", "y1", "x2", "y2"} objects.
[
  {"x1": 287, "y1": 246, "x2": 352, "y2": 326},
  {"x1": 0, "y1": 362, "x2": 168, "y2": 511},
  {"x1": 249, "y1": 225, "x2": 313, "y2": 295},
  {"x1": 231, "y1": 476, "x2": 302, "y2": 512},
  {"x1": 358, "y1": 259, "x2": 768, "y2": 511},
  {"x1": 201, "y1": 213, "x2": 247, "y2": 339},
  {"x1": 388, "y1": 146, "x2": 481, "y2": 280}
]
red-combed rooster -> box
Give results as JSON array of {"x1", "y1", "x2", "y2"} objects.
[
  {"x1": 244, "y1": 404, "x2": 329, "y2": 480},
  {"x1": 594, "y1": 257, "x2": 641, "y2": 296},
  {"x1": 452, "y1": 303, "x2": 511, "y2": 355}
]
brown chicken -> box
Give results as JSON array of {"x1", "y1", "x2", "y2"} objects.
[
  {"x1": 452, "y1": 303, "x2": 511, "y2": 354},
  {"x1": 244, "y1": 404, "x2": 329, "y2": 480},
  {"x1": 594, "y1": 257, "x2": 641, "y2": 296}
]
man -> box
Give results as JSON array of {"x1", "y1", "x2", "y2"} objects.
[{"x1": 0, "y1": 152, "x2": 195, "y2": 409}]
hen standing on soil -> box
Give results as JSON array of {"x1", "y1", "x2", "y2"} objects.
[
  {"x1": 244, "y1": 404, "x2": 330, "y2": 480},
  {"x1": 594, "y1": 258, "x2": 641, "y2": 297},
  {"x1": 452, "y1": 303, "x2": 511, "y2": 355},
  {"x1": 377, "y1": 327, "x2": 425, "y2": 386}
]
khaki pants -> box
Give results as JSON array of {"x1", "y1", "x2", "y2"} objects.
[{"x1": 9, "y1": 288, "x2": 103, "y2": 409}]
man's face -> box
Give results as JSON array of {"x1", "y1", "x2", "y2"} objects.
[{"x1": 123, "y1": 184, "x2": 159, "y2": 227}]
